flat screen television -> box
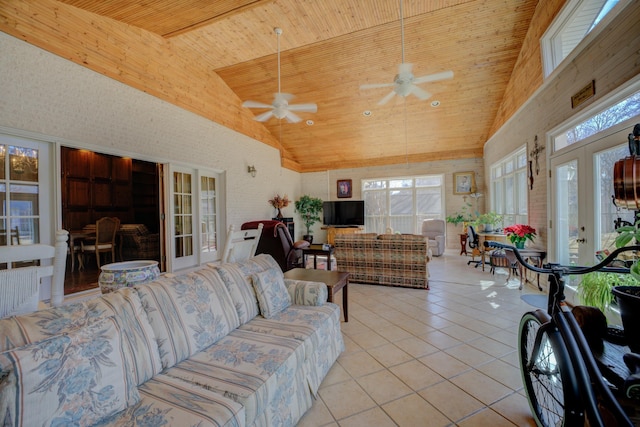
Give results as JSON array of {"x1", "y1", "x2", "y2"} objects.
[{"x1": 323, "y1": 200, "x2": 365, "y2": 226}]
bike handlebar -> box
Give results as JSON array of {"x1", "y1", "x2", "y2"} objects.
[{"x1": 483, "y1": 241, "x2": 640, "y2": 277}]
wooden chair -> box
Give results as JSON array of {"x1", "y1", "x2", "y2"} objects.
[
  {"x1": 221, "y1": 223, "x2": 263, "y2": 263},
  {"x1": 81, "y1": 217, "x2": 120, "y2": 268},
  {"x1": 0, "y1": 230, "x2": 68, "y2": 318},
  {"x1": 0, "y1": 226, "x2": 20, "y2": 246}
]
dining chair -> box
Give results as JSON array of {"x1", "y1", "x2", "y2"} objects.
[{"x1": 81, "y1": 217, "x2": 120, "y2": 269}]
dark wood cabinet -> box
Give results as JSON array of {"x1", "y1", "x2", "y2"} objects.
[{"x1": 61, "y1": 147, "x2": 159, "y2": 233}]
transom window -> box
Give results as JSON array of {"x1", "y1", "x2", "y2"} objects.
[
  {"x1": 542, "y1": 0, "x2": 621, "y2": 78},
  {"x1": 362, "y1": 175, "x2": 444, "y2": 234},
  {"x1": 554, "y1": 89, "x2": 640, "y2": 152},
  {"x1": 491, "y1": 147, "x2": 528, "y2": 226}
]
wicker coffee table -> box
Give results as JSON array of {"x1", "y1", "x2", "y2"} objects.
[{"x1": 284, "y1": 268, "x2": 349, "y2": 322}]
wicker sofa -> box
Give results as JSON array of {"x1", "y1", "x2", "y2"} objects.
[
  {"x1": 334, "y1": 233, "x2": 430, "y2": 289},
  {"x1": 119, "y1": 223, "x2": 160, "y2": 261},
  {"x1": 0, "y1": 254, "x2": 343, "y2": 426}
]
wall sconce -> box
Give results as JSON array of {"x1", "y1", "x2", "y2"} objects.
[{"x1": 247, "y1": 165, "x2": 257, "y2": 178}]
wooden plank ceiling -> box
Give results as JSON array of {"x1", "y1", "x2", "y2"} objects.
[{"x1": 2, "y1": 0, "x2": 540, "y2": 172}]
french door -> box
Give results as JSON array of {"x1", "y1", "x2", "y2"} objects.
[
  {"x1": 550, "y1": 126, "x2": 635, "y2": 268},
  {"x1": 169, "y1": 166, "x2": 221, "y2": 271}
]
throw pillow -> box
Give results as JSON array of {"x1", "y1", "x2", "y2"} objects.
[
  {"x1": 251, "y1": 269, "x2": 291, "y2": 318},
  {"x1": 0, "y1": 317, "x2": 139, "y2": 427}
]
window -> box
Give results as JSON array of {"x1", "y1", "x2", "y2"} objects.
[
  {"x1": 0, "y1": 140, "x2": 46, "y2": 248},
  {"x1": 491, "y1": 147, "x2": 528, "y2": 226},
  {"x1": 362, "y1": 175, "x2": 444, "y2": 234},
  {"x1": 554, "y1": 89, "x2": 640, "y2": 151},
  {"x1": 542, "y1": 0, "x2": 621, "y2": 78}
]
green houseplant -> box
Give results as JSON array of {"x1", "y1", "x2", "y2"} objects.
[
  {"x1": 446, "y1": 201, "x2": 475, "y2": 227},
  {"x1": 578, "y1": 271, "x2": 638, "y2": 313},
  {"x1": 474, "y1": 211, "x2": 503, "y2": 232},
  {"x1": 295, "y1": 195, "x2": 323, "y2": 243}
]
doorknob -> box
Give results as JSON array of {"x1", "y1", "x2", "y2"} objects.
[{"x1": 576, "y1": 238, "x2": 586, "y2": 243}]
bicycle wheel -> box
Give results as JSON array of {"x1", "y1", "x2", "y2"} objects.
[{"x1": 519, "y1": 310, "x2": 583, "y2": 426}]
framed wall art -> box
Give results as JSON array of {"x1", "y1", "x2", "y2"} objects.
[
  {"x1": 337, "y1": 179, "x2": 352, "y2": 198},
  {"x1": 453, "y1": 172, "x2": 475, "y2": 195}
]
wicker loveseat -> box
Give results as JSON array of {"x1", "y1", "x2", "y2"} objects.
[
  {"x1": 119, "y1": 223, "x2": 160, "y2": 261},
  {"x1": 334, "y1": 233, "x2": 430, "y2": 289}
]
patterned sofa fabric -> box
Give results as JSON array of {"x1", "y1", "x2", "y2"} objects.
[
  {"x1": 334, "y1": 233, "x2": 430, "y2": 289},
  {"x1": 0, "y1": 254, "x2": 342, "y2": 427}
]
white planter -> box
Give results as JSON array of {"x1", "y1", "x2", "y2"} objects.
[{"x1": 98, "y1": 260, "x2": 160, "y2": 294}]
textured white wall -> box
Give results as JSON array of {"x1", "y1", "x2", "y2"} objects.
[
  {"x1": 0, "y1": 33, "x2": 301, "y2": 237},
  {"x1": 0, "y1": 32, "x2": 486, "y2": 252}
]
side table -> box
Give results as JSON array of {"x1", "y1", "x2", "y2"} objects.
[
  {"x1": 303, "y1": 244, "x2": 334, "y2": 270},
  {"x1": 284, "y1": 268, "x2": 349, "y2": 322},
  {"x1": 459, "y1": 233, "x2": 468, "y2": 255}
]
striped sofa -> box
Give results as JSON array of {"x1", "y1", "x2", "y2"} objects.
[
  {"x1": 0, "y1": 254, "x2": 343, "y2": 427},
  {"x1": 334, "y1": 233, "x2": 430, "y2": 289}
]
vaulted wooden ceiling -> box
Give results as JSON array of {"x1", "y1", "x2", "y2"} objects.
[{"x1": 0, "y1": 0, "x2": 558, "y2": 172}]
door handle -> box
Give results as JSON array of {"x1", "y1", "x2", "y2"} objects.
[{"x1": 576, "y1": 238, "x2": 586, "y2": 243}]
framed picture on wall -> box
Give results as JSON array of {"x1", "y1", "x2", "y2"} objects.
[
  {"x1": 337, "y1": 179, "x2": 352, "y2": 198},
  {"x1": 453, "y1": 172, "x2": 475, "y2": 195}
]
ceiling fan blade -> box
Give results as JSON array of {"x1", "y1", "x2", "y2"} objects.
[
  {"x1": 254, "y1": 110, "x2": 275, "y2": 122},
  {"x1": 242, "y1": 100, "x2": 273, "y2": 109},
  {"x1": 409, "y1": 85, "x2": 431, "y2": 100},
  {"x1": 378, "y1": 90, "x2": 397, "y2": 105},
  {"x1": 288, "y1": 103, "x2": 317, "y2": 113},
  {"x1": 413, "y1": 70, "x2": 454, "y2": 84},
  {"x1": 275, "y1": 92, "x2": 295, "y2": 102},
  {"x1": 360, "y1": 82, "x2": 395, "y2": 90},
  {"x1": 284, "y1": 110, "x2": 302, "y2": 123}
]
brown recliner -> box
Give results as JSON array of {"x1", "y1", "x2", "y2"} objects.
[{"x1": 241, "y1": 220, "x2": 310, "y2": 272}]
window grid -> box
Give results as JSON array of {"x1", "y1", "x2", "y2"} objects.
[
  {"x1": 362, "y1": 175, "x2": 444, "y2": 234},
  {"x1": 491, "y1": 147, "x2": 528, "y2": 227}
]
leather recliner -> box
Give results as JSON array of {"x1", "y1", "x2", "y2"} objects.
[{"x1": 241, "y1": 220, "x2": 310, "y2": 272}]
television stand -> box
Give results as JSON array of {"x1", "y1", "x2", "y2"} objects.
[{"x1": 322, "y1": 226, "x2": 364, "y2": 245}]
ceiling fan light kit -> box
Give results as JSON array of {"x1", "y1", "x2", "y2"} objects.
[
  {"x1": 242, "y1": 28, "x2": 317, "y2": 123},
  {"x1": 359, "y1": 0, "x2": 453, "y2": 105}
]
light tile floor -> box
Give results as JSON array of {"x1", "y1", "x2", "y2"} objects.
[{"x1": 298, "y1": 250, "x2": 545, "y2": 426}]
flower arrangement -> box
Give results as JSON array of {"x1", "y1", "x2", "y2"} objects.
[
  {"x1": 268, "y1": 194, "x2": 290, "y2": 209},
  {"x1": 504, "y1": 224, "x2": 536, "y2": 247}
]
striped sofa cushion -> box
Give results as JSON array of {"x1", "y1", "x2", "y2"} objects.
[{"x1": 136, "y1": 268, "x2": 239, "y2": 369}]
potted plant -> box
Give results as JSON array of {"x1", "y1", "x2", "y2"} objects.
[
  {"x1": 446, "y1": 201, "x2": 475, "y2": 229},
  {"x1": 610, "y1": 219, "x2": 640, "y2": 352},
  {"x1": 475, "y1": 211, "x2": 503, "y2": 232},
  {"x1": 504, "y1": 224, "x2": 536, "y2": 249},
  {"x1": 295, "y1": 195, "x2": 323, "y2": 243},
  {"x1": 578, "y1": 271, "x2": 638, "y2": 313},
  {"x1": 268, "y1": 194, "x2": 290, "y2": 219}
]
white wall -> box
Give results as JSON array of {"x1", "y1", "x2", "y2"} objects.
[{"x1": 0, "y1": 32, "x2": 302, "y2": 240}]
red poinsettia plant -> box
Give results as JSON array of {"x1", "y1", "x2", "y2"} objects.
[
  {"x1": 504, "y1": 224, "x2": 536, "y2": 246},
  {"x1": 268, "y1": 194, "x2": 290, "y2": 209}
]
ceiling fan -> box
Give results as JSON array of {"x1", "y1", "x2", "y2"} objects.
[
  {"x1": 242, "y1": 28, "x2": 317, "y2": 123},
  {"x1": 360, "y1": 0, "x2": 453, "y2": 105}
]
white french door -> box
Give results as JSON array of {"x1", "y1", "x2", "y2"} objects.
[
  {"x1": 168, "y1": 166, "x2": 222, "y2": 271},
  {"x1": 551, "y1": 126, "x2": 636, "y2": 269}
]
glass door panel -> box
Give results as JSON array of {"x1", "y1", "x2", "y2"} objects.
[
  {"x1": 171, "y1": 170, "x2": 195, "y2": 269},
  {"x1": 554, "y1": 159, "x2": 580, "y2": 266}
]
